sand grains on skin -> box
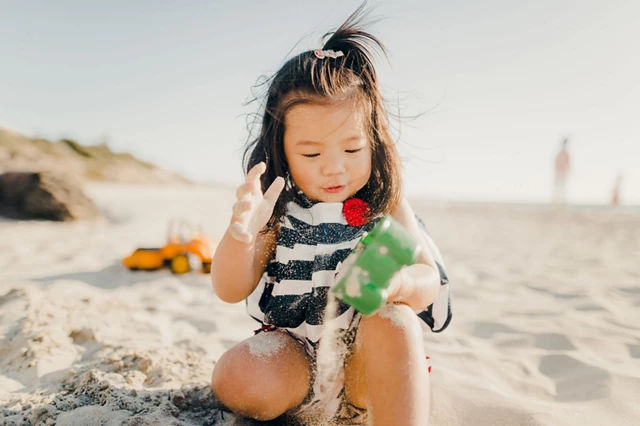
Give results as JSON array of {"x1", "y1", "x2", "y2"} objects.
[
  {"x1": 377, "y1": 303, "x2": 410, "y2": 328},
  {"x1": 245, "y1": 331, "x2": 286, "y2": 358}
]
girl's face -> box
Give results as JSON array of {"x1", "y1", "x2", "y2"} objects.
[{"x1": 284, "y1": 98, "x2": 372, "y2": 203}]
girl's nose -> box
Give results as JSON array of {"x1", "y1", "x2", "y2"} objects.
[{"x1": 321, "y1": 154, "x2": 347, "y2": 176}]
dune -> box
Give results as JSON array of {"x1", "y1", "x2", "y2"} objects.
[{"x1": 1, "y1": 183, "x2": 639, "y2": 425}]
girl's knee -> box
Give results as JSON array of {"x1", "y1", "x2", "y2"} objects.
[
  {"x1": 211, "y1": 350, "x2": 285, "y2": 420},
  {"x1": 346, "y1": 305, "x2": 426, "y2": 408},
  {"x1": 359, "y1": 303, "x2": 423, "y2": 345},
  {"x1": 211, "y1": 348, "x2": 254, "y2": 404},
  {"x1": 211, "y1": 333, "x2": 310, "y2": 420}
]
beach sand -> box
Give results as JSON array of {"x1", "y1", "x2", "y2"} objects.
[{"x1": 1, "y1": 183, "x2": 639, "y2": 425}]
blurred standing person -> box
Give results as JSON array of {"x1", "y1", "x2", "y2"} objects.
[
  {"x1": 553, "y1": 137, "x2": 571, "y2": 205},
  {"x1": 611, "y1": 174, "x2": 622, "y2": 207}
]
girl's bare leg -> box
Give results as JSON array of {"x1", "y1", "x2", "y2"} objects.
[
  {"x1": 211, "y1": 330, "x2": 311, "y2": 421},
  {"x1": 344, "y1": 304, "x2": 430, "y2": 425}
]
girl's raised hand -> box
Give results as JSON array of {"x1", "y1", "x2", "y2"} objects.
[{"x1": 229, "y1": 162, "x2": 285, "y2": 244}]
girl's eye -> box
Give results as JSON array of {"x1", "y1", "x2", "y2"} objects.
[
  {"x1": 345, "y1": 148, "x2": 362, "y2": 154},
  {"x1": 302, "y1": 153, "x2": 320, "y2": 158}
]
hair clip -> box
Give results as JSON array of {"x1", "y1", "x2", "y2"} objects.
[{"x1": 314, "y1": 49, "x2": 344, "y2": 59}]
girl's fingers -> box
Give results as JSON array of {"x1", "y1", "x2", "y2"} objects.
[
  {"x1": 247, "y1": 162, "x2": 266, "y2": 186},
  {"x1": 235, "y1": 162, "x2": 266, "y2": 199},
  {"x1": 236, "y1": 182, "x2": 254, "y2": 200},
  {"x1": 263, "y1": 176, "x2": 285, "y2": 205},
  {"x1": 387, "y1": 267, "x2": 407, "y2": 302},
  {"x1": 233, "y1": 200, "x2": 252, "y2": 217},
  {"x1": 229, "y1": 222, "x2": 253, "y2": 244},
  {"x1": 230, "y1": 167, "x2": 281, "y2": 243}
]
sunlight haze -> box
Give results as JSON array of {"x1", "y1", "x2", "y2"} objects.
[{"x1": 1, "y1": 0, "x2": 638, "y2": 204}]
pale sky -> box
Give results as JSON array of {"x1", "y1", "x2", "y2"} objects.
[{"x1": 1, "y1": 0, "x2": 638, "y2": 204}]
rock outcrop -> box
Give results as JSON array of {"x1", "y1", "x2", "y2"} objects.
[
  {"x1": 0, "y1": 125, "x2": 192, "y2": 221},
  {"x1": 0, "y1": 171, "x2": 101, "y2": 221}
]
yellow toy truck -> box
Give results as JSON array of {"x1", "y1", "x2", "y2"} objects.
[{"x1": 122, "y1": 220, "x2": 214, "y2": 274}]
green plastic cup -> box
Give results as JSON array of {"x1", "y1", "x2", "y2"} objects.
[{"x1": 332, "y1": 216, "x2": 420, "y2": 315}]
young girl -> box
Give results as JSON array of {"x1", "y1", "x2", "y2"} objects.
[{"x1": 211, "y1": 9, "x2": 451, "y2": 425}]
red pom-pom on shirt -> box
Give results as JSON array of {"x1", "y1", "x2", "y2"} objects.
[{"x1": 342, "y1": 198, "x2": 370, "y2": 226}]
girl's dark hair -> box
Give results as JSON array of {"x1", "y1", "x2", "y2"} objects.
[{"x1": 243, "y1": 4, "x2": 402, "y2": 229}]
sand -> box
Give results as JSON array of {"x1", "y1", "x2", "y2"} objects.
[{"x1": 2, "y1": 183, "x2": 639, "y2": 425}]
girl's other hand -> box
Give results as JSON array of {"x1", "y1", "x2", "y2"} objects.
[
  {"x1": 387, "y1": 267, "x2": 408, "y2": 305},
  {"x1": 229, "y1": 162, "x2": 285, "y2": 244},
  {"x1": 386, "y1": 264, "x2": 440, "y2": 313}
]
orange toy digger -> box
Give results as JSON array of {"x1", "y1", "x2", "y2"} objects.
[{"x1": 122, "y1": 220, "x2": 215, "y2": 274}]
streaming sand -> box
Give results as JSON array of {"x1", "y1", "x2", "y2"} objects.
[{"x1": 1, "y1": 183, "x2": 639, "y2": 425}]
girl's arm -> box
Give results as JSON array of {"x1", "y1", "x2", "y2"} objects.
[
  {"x1": 211, "y1": 225, "x2": 277, "y2": 303},
  {"x1": 388, "y1": 197, "x2": 442, "y2": 312},
  {"x1": 211, "y1": 162, "x2": 284, "y2": 303}
]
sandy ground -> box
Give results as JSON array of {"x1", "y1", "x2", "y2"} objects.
[{"x1": 1, "y1": 183, "x2": 639, "y2": 425}]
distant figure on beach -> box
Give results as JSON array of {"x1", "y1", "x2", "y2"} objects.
[
  {"x1": 553, "y1": 138, "x2": 570, "y2": 204},
  {"x1": 611, "y1": 175, "x2": 622, "y2": 207}
]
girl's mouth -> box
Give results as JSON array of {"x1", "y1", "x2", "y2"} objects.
[{"x1": 323, "y1": 185, "x2": 345, "y2": 193}]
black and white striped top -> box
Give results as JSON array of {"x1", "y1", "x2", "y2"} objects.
[{"x1": 246, "y1": 199, "x2": 452, "y2": 343}]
